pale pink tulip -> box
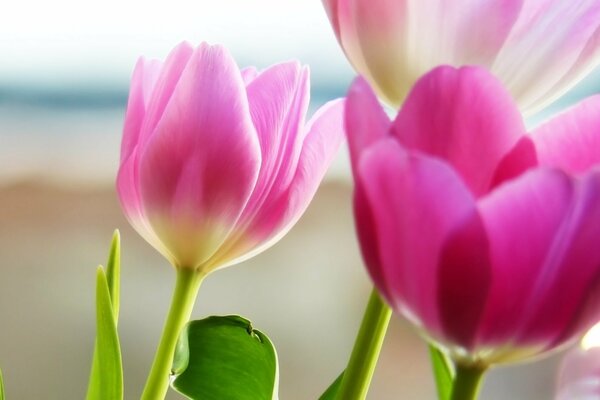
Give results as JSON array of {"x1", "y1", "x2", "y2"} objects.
[
  {"x1": 347, "y1": 66, "x2": 600, "y2": 366},
  {"x1": 117, "y1": 42, "x2": 344, "y2": 273},
  {"x1": 323, "y1": 0, "x2": 600, "y2": 113}
]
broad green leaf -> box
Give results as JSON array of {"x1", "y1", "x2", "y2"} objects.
[
  {"x1": 171, "y1": 316, "x2": 278, "y2": 400},
  {"x1": 319, "y1": 371, "x2": 344, "y2": 400},
  {"x1": 0, "y1": 367, "x2": 5, "y2": 400},
  {"x1": 429, "y1": 345, "x2": 453, "y2": 400}
]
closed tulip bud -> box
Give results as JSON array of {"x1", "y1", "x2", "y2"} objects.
[{"x1": 117, "y1": 42, "x2": 344, "y2": 273}]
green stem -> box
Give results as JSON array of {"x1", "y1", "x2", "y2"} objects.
[
  {"x1": 141, "y1": 268, "x2": 204, "y2": 400},
  {"x1": 336, "y1": 288, "x2": 392, "y2": 400},
  {"x1": 450, "y1": 364, "x2": 487, "y2": 400}
]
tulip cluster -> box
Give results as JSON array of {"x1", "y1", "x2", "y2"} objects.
[{"x1": 106, "y1": 1, "x2": 600, "y2": 399}]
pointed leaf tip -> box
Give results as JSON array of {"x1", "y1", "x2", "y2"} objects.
[
  {"x1": 106, "y1": 229, "x2": 121, "y2": 320},
  {"x1": 86, "y1": 267, "x2": 123, "y2": 400}
]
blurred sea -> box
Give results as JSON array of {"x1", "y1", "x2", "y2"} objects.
[{"x1": 0, "y1": 80, "x2": 351, "y2": 187}]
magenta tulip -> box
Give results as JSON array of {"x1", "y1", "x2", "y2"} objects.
[
  {"x1": 117, "y1": 42, "x2": 344, "y2": 273},
  {"x1": 323, "y1": 0, "x2": 600, "y2": 113},
  {"x1": 347, "y1": 66, "x2": 600, "y2": 366}
]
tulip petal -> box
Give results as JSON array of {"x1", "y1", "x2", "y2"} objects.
[
  {"x1": 241, "y1": 66, "x2": 259, "y2": 85},
  {"x1": 120, "y1": 57, "x2": 162, "y2": 163},
  {"x1": 345, "y1": 76, "x2": 391, "y2": 177},
  {"x1": 393, "y1": 66, "x2": 526, "y2": 196},
  {"x1": 138, "y1": 43, "x2": 261, "y2": 269},
  {"x1": 198, "y1": 61, "x2": 310, "y2": 268},
  {"x1": 359, "y1": 139, "x2": 480, "y2": 339},
  {"x1": 345, "y1": 76, "x2": 393, "y2": 295},
  {"x1": 138, "y1": 42, "x2": 194, "y2": 145},
  {"x1": 211, "y1": 99, "x2": 345, "y2": 270},
  {"x1": 531, "y1": 95, "x2": 600, "y2": 174},
  {"x1": 493, "y1": 0, "x2": 600, "y2": 112},
  {"x1": 243, "y1": 61, "x2": 309, "y2": 212},
  {"x1": 477, "y1": 169, "x2": 600, "y2": 352}
]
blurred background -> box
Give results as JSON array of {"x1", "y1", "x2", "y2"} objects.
[{"x1": 0, "y1": 1, "x2": 598, "y2": 398}]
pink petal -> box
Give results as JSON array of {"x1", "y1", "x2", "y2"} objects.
[
  {"x1": 321, "y1": 0, "x2": 341, "y2": 41},
  {"x1": 358, "y1": 139, "x2": 479, "y2": 339},
  {"x1": 199, "y1": 61, "x2": 311, "y2": 267},
  {"x1": 214, "y1": 99, "x2": 346, "y2": 268},
  {"x1": 493, "y1": 0, "x2": 600, "y2": 113},
  {"x1": 241, "y1": 66, "x2": 259, "y2": 86},
  {"x1": 120, "y1": 57, "x2": 162, "y2": 163},
  {"x1": 476, "y1": 169, "x2": 600, "y2": 349},
  {"x1": 344, "y1": 76, "x2": 392, "y2": 291},
  {"x1": 138, "y1": 43, "x2": 261, "y2": 269},
  {"x1": 491, "y1": 137, "x2": 538, "y2": 188},
  {"x1": 531, "y1": 95, "x2": 600, "y2": 174},
  {"x1": 437, "y1": 210, "x2": 492, "y2": 349},
  {"x1": 345, "y1": 76, "x2": 391, "y2": 177},
  {"x1": 393, "y1": 66, "x2": 526, "y2": 197},
  {"x1": 138, "y1": 42, "x2": 194, "y2": 146}
]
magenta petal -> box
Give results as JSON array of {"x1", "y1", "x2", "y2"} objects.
[
  {"x1": 393, "y1": 66, "x2": 526, "y2": 196},
  {"x1": 476, "y1": 169, "x2": 600, "y2": 349},
  {"x1": 359, "y1": 139, "x2": 479, "y2": 338},
  {"x1": 345, "y1": 76, "x2": 391, "y2": 177},
  {"x1": 491, "y1": 137, "x2": 539, "y2": 188},
  {"x1": 531, "y1": 95, "x2": 600, "y2": 174},
  {"x1": 138, "y1": 43, "x2": 261, "y2": 268},
  {"x1": 437, "y1": 210, "x2": 491, "y2": 350}
]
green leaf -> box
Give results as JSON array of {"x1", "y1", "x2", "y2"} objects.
[
  {"x1": 429, "y1": 344, "x2": 453, "y2": 400},
  {"x1": 86, "y1": 231, "x2": 123, "y2": 400},
  {"x1": 171, "y1": 316, "x2": 278, "y2": 400},
  {"x1": 319, "y1": 371, "x2": 344, "y2": 400},
  {"x1": 105, "y1": 230, "x2": 120, "y2": 321},
  {"x1": 0, "y1": 367, "x2": 5, "y2": 400}
]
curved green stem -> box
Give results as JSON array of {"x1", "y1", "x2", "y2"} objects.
[
  {"x1": 450, "y1": 364, "x2": 487, "y2": 400},
  {"x1": 336, "y1": 288, "x2": 392, "y2": 400},
  {"x1": 141, "y1": 268, "x2": 205, "y2": 400}
]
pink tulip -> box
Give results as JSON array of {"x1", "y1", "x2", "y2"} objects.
[
  {"x1": 323, "y1": 0, "x2": 600, "y2": 113},
  {"x1": 117, "y1": 42, "x2": 344, "y2": 273},
  {"x1": 347, "y1": 66, "x2": 600, "y2": 366}
]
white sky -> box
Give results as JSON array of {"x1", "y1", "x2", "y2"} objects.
[{"x1": 0, "y1": 0, "x2": 353, "y2": 86}]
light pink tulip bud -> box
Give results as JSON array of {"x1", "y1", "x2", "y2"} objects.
[
  {"x1": 117, "y1": 42, "x2": 344, "y2": 273},
  {"x1": 323, "y1": 0, "x2": 600, "y2": 113},
  {"x1": 347, "y1": 66, "x2": 600, "y2": 366}
]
